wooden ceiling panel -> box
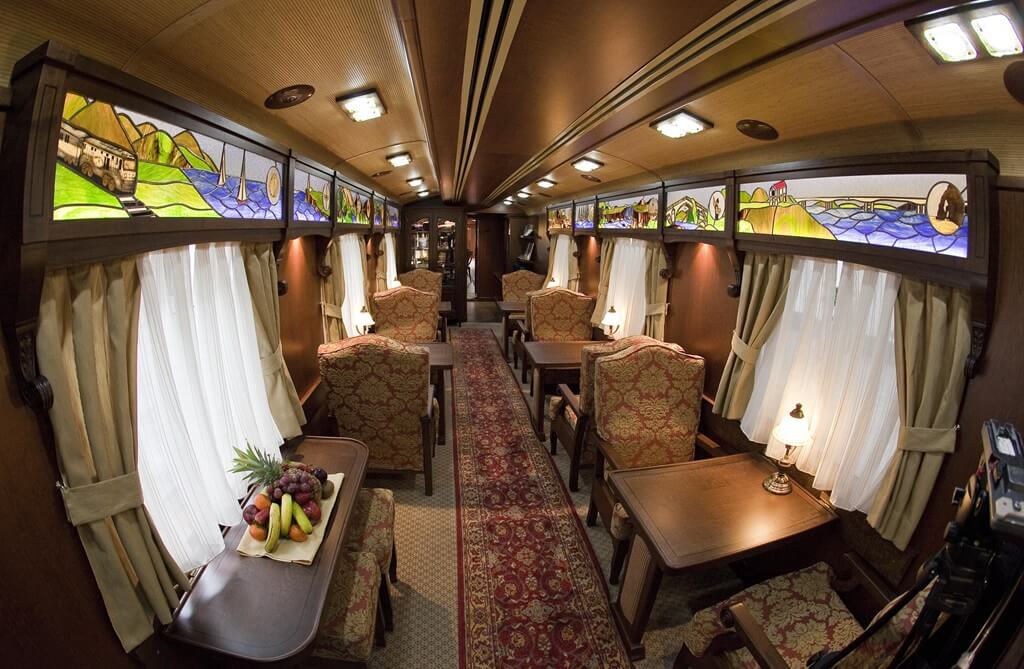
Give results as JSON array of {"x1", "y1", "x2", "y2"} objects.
[{"x1": 345, "y1": 139, "x2": 438, "y2": 202}]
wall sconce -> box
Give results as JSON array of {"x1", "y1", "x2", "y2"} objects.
[
  {"x1": 354, "y1": 306, "x2": 375, "y2": 335},
  {"x1": 601, "y1": 306, "x2": 622, "y2": 336},
  {"x1": 764, "y1": 403, "x2": 811, "y2": 495}
]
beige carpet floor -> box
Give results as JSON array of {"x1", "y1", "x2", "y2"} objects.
[{"x1": 364, "y1": 324, "x2": 741, "y2": 668}]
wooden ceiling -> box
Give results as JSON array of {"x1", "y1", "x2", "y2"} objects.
[{"x1": 1, "y1": 1, "x2": 1022, "y2": 207}]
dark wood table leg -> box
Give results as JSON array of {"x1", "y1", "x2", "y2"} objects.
[
  {"x1": 531, "y1": 367, "x2": 546, "y2": 439},
  {"x1": 502, "y1": 314, "x2": 511, "y2": 360},
  {"x1": 434, "y1": 369, "x2": 446, "y2": 447},
  {"x1": 611, "y1": 535, "x2": 662, "y2": 661}
]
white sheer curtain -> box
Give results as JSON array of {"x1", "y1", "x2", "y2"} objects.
[
  {"x1": 338, "y1": 233, "x2": 369, "y2": 336},
  {"x1": 549, "y1": 235, "x2": 571, "y2": 288},
  {"x1": 741, "y1": 256, "x2": 901, "y2": 513},
  {"x1": 383, "y1": 232, "x2": 400, "y2": 289},
  {"x1": 603, "y1": 238, "x2": 649, "y2": 338},
  {"x1": 137, "y1": 243, "x2": 283, "y2": 572}
]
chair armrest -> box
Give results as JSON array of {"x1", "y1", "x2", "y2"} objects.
[
  {"x1": 594, "y1": 434, "x2": 628, "y2": 472},
  {"x1": 720, "y1": 603, "x2": 789, "y2": 669},
  {"x1": 696, "y1": 432, "x2": 725, "y2": 458},
  {"x1": 835, "y1": 552, "x2": 896, "y2": 609},
  {"x1": 557, "y1": 384, "x2": 583, "y2": 418}
]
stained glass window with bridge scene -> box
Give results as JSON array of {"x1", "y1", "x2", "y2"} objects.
[
  {"x1": 736, "y1": 173, "x2": 968, "y2": 258},
  {"x1": 55, "y1": 92, "x2": 283, "y2": 221}
]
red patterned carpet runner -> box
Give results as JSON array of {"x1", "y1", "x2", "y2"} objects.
[{"x1": 451, "y1": 329, "x2": 631, "y2": 668}]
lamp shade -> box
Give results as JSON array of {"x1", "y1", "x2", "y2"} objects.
[
  {"x1": 354, "y1": 306, "x2": 375, "y2": 330},
  {"x1": 601, "y1": 306, "x2": 623, "y2": 329},
  {"x1": 772, "y1": 403, "x2": 811, "y2": 447}
]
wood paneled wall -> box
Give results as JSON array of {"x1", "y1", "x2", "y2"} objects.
[
  {"x1": 474, "y1": 215, "x2": 505, "y2": 299},
  {"x1": 574, "y1": 235, "x2": 601, "y2": 297},
  {"x1": 278, "y1": 237, "x2": 323, "y2": 401}
]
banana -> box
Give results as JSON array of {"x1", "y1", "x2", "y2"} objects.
[
  {"x1": 265, "y1": 502, "x2": 281, "y2": 553},
  {"x1": 292, "y1": 501, "x2": 314, "y2": 534},
  {"x1": 280, "y1": 493, "x2": 293, "y2": 537}
]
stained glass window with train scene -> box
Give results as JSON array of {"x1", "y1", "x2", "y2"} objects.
[
  {"x1": 574, "y1": 201, "x2": 595, "y2": 230},
  {"x1": 54, "y1": 92, "x2": 283, "y2": 221},
  {"x1": 336, "y1": 182, "x2": 372, "y2": 226},
  {"x1": 548, "y1": 204, "x2": 572, "y2": 232},
  {"x1": 386, "y1": 203, "x2": 401, "y2": 229},
  {"x1": 665, "y1": 184, "x2": 727, "y2": 232},
  {"x1": 736, "y1": 173, "x2": 968, "y2": 257},
  {"x1": 598, "y1": 192, "x2": 660, "y2": 230},
  {"x1": 293, "y1": 167, "x2": 331, "y2": 223}
]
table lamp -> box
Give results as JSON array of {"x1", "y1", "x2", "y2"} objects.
[
  {"x1": 547, "y1": 277, "x2": 558, "y2": 287},
  {"x1": 601, "y1": 306, "x2": 622, "y2": 336},
  {"x1": 354, "y1": 306, "x2": 375, "y2": 335},
  {"x1": 764, "y1": 403, "x2": 811, "y2": 495}
]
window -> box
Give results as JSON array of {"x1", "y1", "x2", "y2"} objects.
[
  {"x1": 136, "y1": 242, "x2": 283, "y2": 572},
  {"x1": 741, "y1": 256, "x2": 901, "y2": 512},
  {"x1": 383, "y1": 232, "x2": 400, "y2": 289},
  {"x1": 548, "y1": 235, "x2": 572, "y2": 288},
  {"x1": 337, "y1": 233, "x2": 370, "y2": 335},
  {"x1": 601, "y1": 238, "x2": 649, "y2": 338}
]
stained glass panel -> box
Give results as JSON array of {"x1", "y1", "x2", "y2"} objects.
[
  {"x1": 372, "y1": 196, "x2": 385, "y2": 228},
  {"x1": 54, "y1": 92, "x2": 283, "y2": 221},
  {"x1": 337, "y1": 183, "x2": 371, "y2": 225},
  {"x1": 598, "y1": 192, "x2": 659, "y2": 230},
  {"x1": 293, "y1": 167, "x2": 331, "y2": 223},
  {"x1": 548, "y1": 204, "x2": 572, "y2": 232},
  {"x1": 737, "y1": 173, "x2": 968, "y2": 257},
  {"x1": 386, "y1": 203, "x2": 401, "y2": 229},
  {"x1": 574, "y1": 201, "x2": 595, "y2": 230},
  {"x1": 665, "y1": 184, "x2": 727, "y2": 232}
]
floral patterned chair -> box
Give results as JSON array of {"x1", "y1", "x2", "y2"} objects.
[
  {"x1": 397, "y1": 268, "x2": 442, "y2": 296},
  {"x1": 585, "y1": 340, "x2": 704, "y2": 583},
  {"x1": 501, "y1": 270, "x2": 546, "y2": 360},
  {"x1": 513, "y1": 287, "x2": 595, "y2": 383},
  {"x1": 346, "y1": 488, "x2": 397, "y2": 631},
  {"x1": 311, "y1": 550, "x2": 385, "y2": 665},
  {"x1": 370, "y1": 286, "x2": 440, "y2": 343},
  {"x1": 318, "y1": 335, "x2": 438, "y2": 495},
  {"x1": 549, "y1": 335, "x2": 659, "y2": 492},
  {"x1": 675, "y1": 557, "x2": 933, "y2": 669}
]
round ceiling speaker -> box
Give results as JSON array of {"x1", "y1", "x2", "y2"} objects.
[
  {"x1": 581, "y1": 174, "x2": 602, "y2": 183},
  {"x1": 264, "y1": 84, "x2": 315, "y2": 109},
  {"x1": 371, "y1": 169, "x2": 392, "y2": 177},
  {"x1": 1005, "y1": 61, "x2": 1024, "y2": 105},
  {"x1": 736, "y1": 118, "x2": 779, "y2": 141}
]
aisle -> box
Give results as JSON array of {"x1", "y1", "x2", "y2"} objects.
[{"x1": 451, "y1": 329, "x2": 631, "y2": 668}]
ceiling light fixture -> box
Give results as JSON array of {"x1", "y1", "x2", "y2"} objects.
[
  {"x1": 537, "y1": 178, "x2": 556, "y2": 188},
  {"x1": 265, "y1": 84, "x2": 315, "y2": 109},
  {"x1": 417, "y1": 190, "x2": 430, "y2": 198},
  {"x1": 386, "y1": 152, "x2": 412, "y2": 167},
  {"x1": 503, "y1": 198, "x2": 514, "y2": 205},
  {"x1": 924, "y1": 23, "x2": 977, "y2": 61},
  {"x1": 336, "y1": 89, "x2": 386, "y2": 122},
  {"x1": 407, "y1": 177, "x2": 424, "y2": 188},
  {"x1": 651, "y1": 109, "x2": 711, "y2": 138},
  {"x1": 572, "y1": 157, "x2": 603, "y2": 173},
  {"x1": 517, "y1": 191, "x2": 530, "y2": 199},
  {"x1": 907, "y1": 2, "x2": 1023, "y2": 63},
  {"x1": 972, "y1": 13, "x2": 1023, "y2": 57}
]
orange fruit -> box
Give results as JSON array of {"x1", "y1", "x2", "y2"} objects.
[
  {"x1": 288, "y1": 524, "x2": 308, "y2": 542},
  {"x1": 253, "y1": 494, "x2": 271, "y2": 511},
  {"x1": 249, "y1": 524, "x2": 267, "y2": 541}
]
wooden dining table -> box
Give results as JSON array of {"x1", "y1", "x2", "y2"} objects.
[
  {"x1": 496, "y1": 300, "x2": 525, "y2": 360},
  {"x1": 522, "y1": 340, "x2": 591, "y2": 438},
  {"x1": 419, "y1": 341, "x2": 453, "y2": 445},
  {"x1": 165, "y1": 436, "x2": 369, "y2": 664}
]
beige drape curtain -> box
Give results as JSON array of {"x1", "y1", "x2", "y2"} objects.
[
  {"x1": 374, "y1": 236, "x2": 388, "y2": 293},
  {"x1": 542, "y1": 234, "x2": 558, "y2": 288},
  {"x1": 240, "y1": 243, "x2": 306, "y2": 439},
  {"x1": 713, "y1": 253, "x2": 793, "y2": 419},
  {"x1": 643, "y1": 242, "x2": 669, "y2": 340},
  {"x1": 321, "y1": 237, "x2": 347, "y2": 342},
  {"x1": 590, "y1": 237, "x2": 617, "y2": 325},
  {"x1": 868, "y1": 279, "x2": 971, "y2": 550},
  {"x1": 568, "y1": 237, "x2": 582, "y2": 292},
  {"x1": 36, "y1": 259, "x2": 189, "y2": 652}
]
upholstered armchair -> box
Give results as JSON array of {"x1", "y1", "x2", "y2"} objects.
[
  {"x1": 675, "y1": 555, "x2": 932, "y2": 669},
  {"x1": 397, "y1": 268, "x2": 442, "y2": 296},
  {"x1": 549, "y1": 335, "x2": 657, "y2": 492},
  {"x1": 370, "y1": 286, "x2": 440, "y2": 343},
  {"x1": 318, "y1": 335, "x2": 438, "y2": 495},
  {"x1": 585, "y1": 341, "x2": 704, "y2": 583},
  {"x1": 501, "y1": 269, "x2": 546, "y2": 302},
  {"x1": 513, "y1": 287, "x2": 596, "y2": 383}
]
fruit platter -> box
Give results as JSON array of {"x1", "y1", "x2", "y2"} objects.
[{"x1": 231, "y1": 445, "x2": 343, "y2": 561}]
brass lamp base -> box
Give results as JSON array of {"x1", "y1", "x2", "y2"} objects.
[{"x1": 763, "y1": 470, "x2": 793, "y2": 495}]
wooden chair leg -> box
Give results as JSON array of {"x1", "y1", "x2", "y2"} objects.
[
  {"x1": 521, "y1": 359, "x2": 528, "y2": 384},
  {"x1": 389, "y1": 542, "x2": 398, "y2": 583},
  {"x1": 586, "y1": 492, "x2": 599, "y2": 527},
  {"x1": 609, "y1": 538, "x2": 628, "y2": 585},
  {"x1": 379, "y1": 577, "x2": 394, "y2": 632},
  {"x1": 569, "y1": 444, "x2": 582, "y2": 493},
  {"x1": 374, "y1": 600, "x2": 386, "y2": 647},
  {"x1": 422, "y1": 419, "x2": 434, "y2": 496},
  {"x1": 550, "y1": 429, "x2": 558, "y2": 455}
]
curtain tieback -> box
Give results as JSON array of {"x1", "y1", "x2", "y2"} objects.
[
  {"x1": 59, "y1": 472, "x2": 143, "y2": 527},
  {"x1": 898, "y1": 425, "x2": 959, "y2": 454},
  {"x1": 646, "y1": 303, "x2": 668, "y2": 316},
  {"x1": 321, "y1": 301, "x2": 343, "y2": 319},
  {"x1": 261, "y1": 343, "x2": 284, "y2": 375},
  {"x1": 730, "y1": 331, "x2": 760, "y2": 365}
]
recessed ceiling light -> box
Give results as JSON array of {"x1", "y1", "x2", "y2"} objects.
[
  {"x1": 336, "y1": 89, "x2": 386, "y2": 122},
  {"x1": 503, "y1": 198, "x2": 514, "y2": 204},
  {"x1": 417, "y1": 190, "x2": 430, "y2": 197},
  {"x1": 651, "y1": 110, "x2": 711, "y2": 138},
  {"x1": 407, "y1": 177, "x2": 424, "y2": 188},
  {"x1": 972, "y1": 14, "x2": 1023, "y2": 57},
  {"x1": 265, "y1": 84, "x2": 315, "y2": 109},
  {"x1": 517, "y1": 191, "x2": 530, "y2": 199},
  {"x1": 537, "y1": 178, "x2": 556, "y2": 188},
  {"x1": 572, "y1": 157, "x2": 603, "y2": 173},
  {"x1": 736, "y1": 119, "x2": 779, "y2": 141},
  {"x1": 387, "y1": 152, "x2": 412, "y2": 167},
  {"x1": 924, "y1": 23, "x2": 978, "y2": 61}
]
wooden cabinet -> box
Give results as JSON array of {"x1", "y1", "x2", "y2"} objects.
[{"x1": 401, "y1": 206, "x2": 467, "y2": 322}]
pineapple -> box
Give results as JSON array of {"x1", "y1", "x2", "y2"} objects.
[{"x1": 230, "y1": 443, "x2": 322, "y2": 502}]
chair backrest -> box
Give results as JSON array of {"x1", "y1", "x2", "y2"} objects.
[
  {"x1": 594, "y1": 342, "x2": 704, "y2": 468},
  {"x1": 317, "y1": 335, "x2": 429, "y2": 472},
  {"x1": 833, "y1": 580, "x2": 934, "y2": 668},
  {"x1": 371, "y1": 286, "x2": 439, "y2": 343},
  {"x1": 579, "y1": 336, "x2": 667, "y2": 415},
  {"x1": 528, "y1": 287, "x2": 595, "y2": 341},
  {"x1": 397, "y1": 269, "x2": 442, "y2": 297},
  {"x1": 501, "y1": 270, "x2": 546, "y2": 302}
]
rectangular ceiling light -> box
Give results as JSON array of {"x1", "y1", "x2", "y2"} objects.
[
  {"x1": 972, "y1": 13, "x2": 1023, "y2": 57},
  {"x1": 572, "y1": 157, "x2": 603, "y2": 172},
  {"x1": 652, "y1": 110, "x2": 711, "y2": 138},
  {"x1": 536, "y1": 178, "x2": 556, "y2": 188},
  {"x1": 503, "y1": 198, "x2": 514, "y2": 204},
  {"x1": 417, "y1": 190, "x2": 430, "y2": 197},
  {"x1": 336, "y1": 89, "x2": 386, "y2": 122},
  {"x1": 387, "y1": 152, "x2": 412, "y2": 167},
  {"x1": 924, "y1": 23, "x2": 978, "y2": 61},
  {"x1": 407, "y1": 177, "x2": 424, "y2": 188},
  {"x1": 517, "y1": 191, "x2": 530, "y2": 199}
]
